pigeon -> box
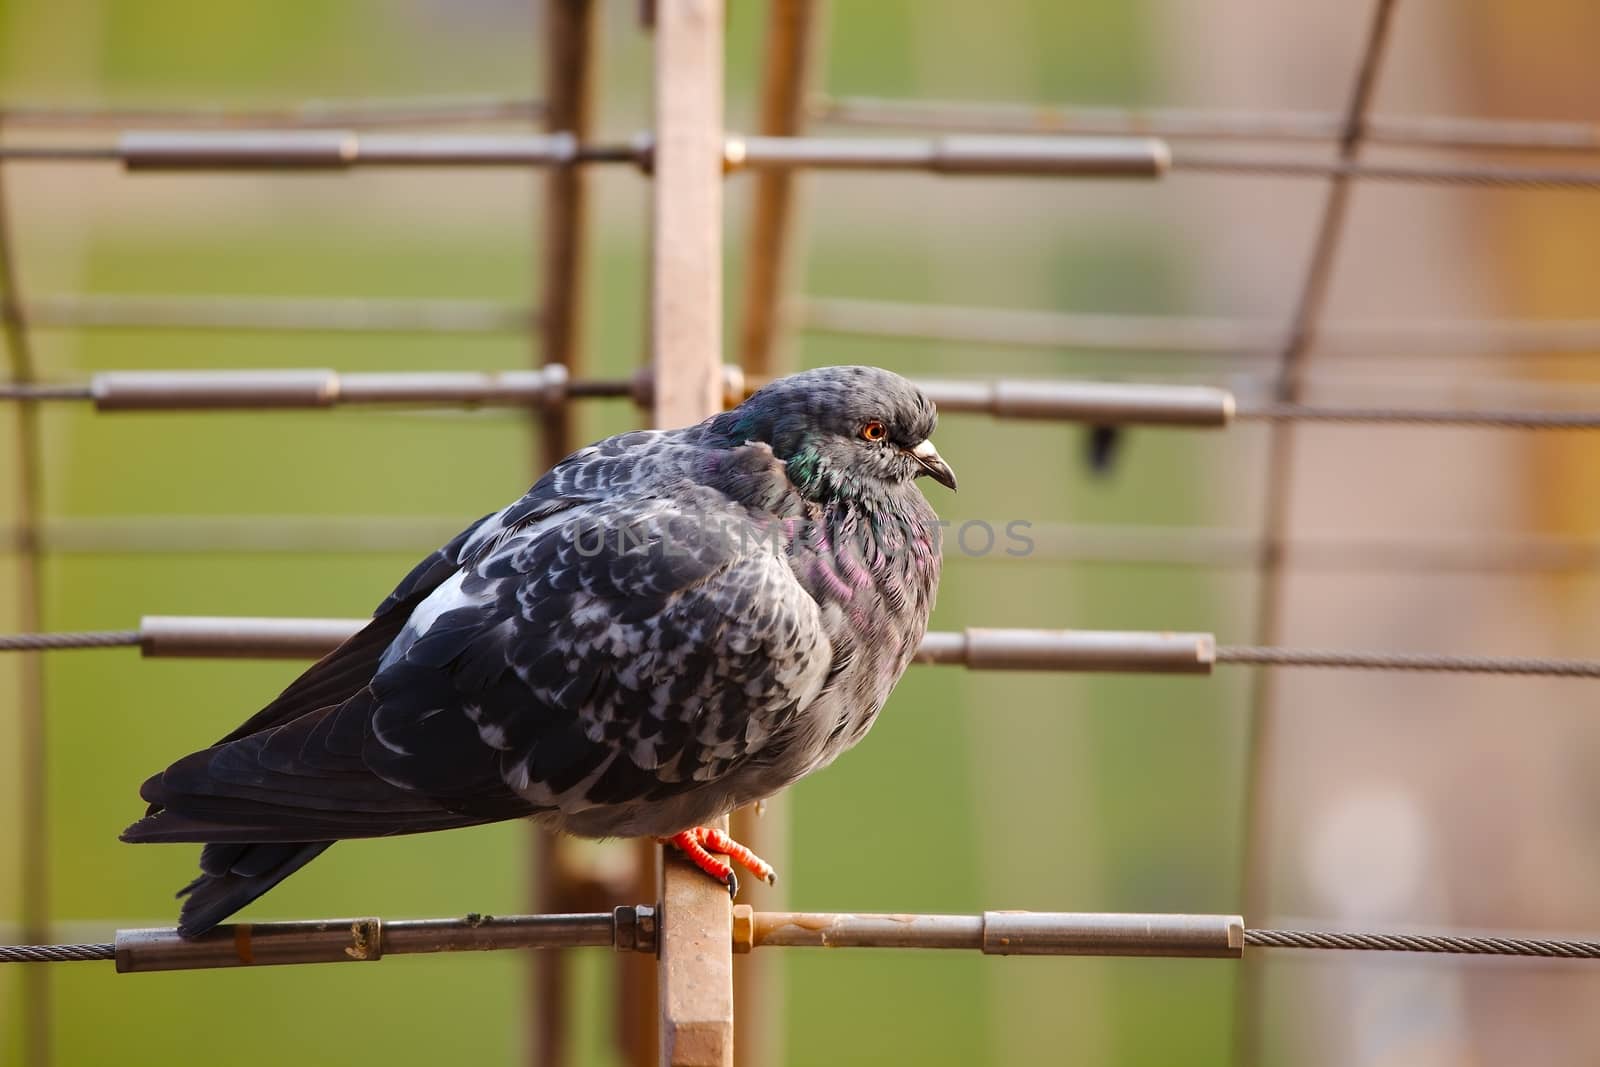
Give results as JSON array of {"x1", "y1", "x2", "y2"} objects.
[{"x1": 122, "y1": 364, "x2": 956, "y2": 937}]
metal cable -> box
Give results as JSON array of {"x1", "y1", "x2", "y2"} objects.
[
  {"x1": 810, "y1": 96, "x2": 1600, "y2": 155},
  {"x1": 0, "y1": 382, "x2": 93, "y2": 400},
  {"x1": 0, "y1": 943, "x2": 114, "y2": 964},
  {"x1": 1171, "y1": 154, "x2": 1600, "y2": 191},
  {"x1": 1215, "y1": 646, "x2": 1600, "y2": 678},
  {"x1": 6, "y1": 928, "x2": 1600, "y2": 963},
  {"x1": 1238, "y1": 404, "x2": 1600, "y2": 429},
  {"x1": 1245, "y1": 929, "x2": 1600, "y2": 959},
  {"x1": 0, "y1": 630, "x2": 140, "y2": 652}
]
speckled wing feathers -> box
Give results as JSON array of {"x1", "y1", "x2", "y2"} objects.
[{"x1": 130, "y1": 435, "x2": 832, "y2": 843}]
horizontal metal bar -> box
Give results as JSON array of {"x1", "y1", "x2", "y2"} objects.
[
  {"x1": 916, "y1": 628, "x2": 1216, "y2": 673},
  {"x1": 1235, "y1": 403, "x2": 1600, "y2": 430},
  {"x1": 15, "y1": 913, "x2": 1600, "y2": 966},
  {"x1": 0, "y1": 96, "x2": 545, "y2": 129},
  {"x1": 113, "y1": 908, "x2": 646, "y2": 974},
  {"x1": 138, "y1": 615, "x2": 367, "y2": 658},
  {"x1": 14, "y1": 619, "x2": 1600, "y2": 679},
  {"x1": 26, "y1": 368, "x2": 1238, "y2": 427},
  {"x1": 120, "y1": 131, "x2": 583, "y2": 169},
  {"x1": 918, "y1": 378, "x2": 1231, "y2": 426},
  {"x1": 796, "y1": 296, "x2": 1600, "y2": 359},
  {"x1": 732, "y1": 908, "x2": 1243, "y2": 958},
  {"x1": 5, "y1": 132, "x2": 1170, "y2": 180},
  {"x1": 729, "y1": 134, "x2": 1168, "y2": 177},
  {"x1": 129, "y1": 619, "x2": 1228, "y2": 670},
  {"x1": 1171, "y1": 153, "x2": 1600, "y2": 190},
  {"x1": 27, "y1": 293, "x2": 536, "y2": 335},
  {"x1": 88, "y1": 368, "x2": 569, "y2": 410},
  {"x1": 811, "y1": 95, "x2": 1600, "y2": 155}
]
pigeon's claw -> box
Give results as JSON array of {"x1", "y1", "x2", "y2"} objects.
[{"x1": 665, "y1": 826, "x2": 778, "y2": 896}]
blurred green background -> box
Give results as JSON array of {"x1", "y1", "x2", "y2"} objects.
[{"x1": 0, "y1": 2, "x2": 1259, "y2": 1063}]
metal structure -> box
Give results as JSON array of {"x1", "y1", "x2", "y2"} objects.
[{"x1": 4, "y1": 2, "x2": 1600, "y2": 1066}]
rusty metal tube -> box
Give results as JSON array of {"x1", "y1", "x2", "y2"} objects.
[
  {"x1": 732, "y1": 909, "x2": 1242, "y2": 958},
  {"x1": 92, "y1": 370, "x2": 340, "y2": 410},
  {"x1": 917, "y1": 378, "x2": 1234, "y2": 427},
  {"x1": 981, "y1": 912, "x2": 1244, "y2": 958},
  {"x1": 113, "y1": 909, "x2": 639, "y2": 974},
  {"x1": 115, "y1": 919, "x2": 387, "y2": 973},
  {"x1": 381, "y1": 912, "x2": 618, "y2": 954},
  {"x1": 737, "y1": 910, "x2": 984, "y2": 951},
  {"x1": 138, "y1": 615, "x2": 363, "y2": 659},
  {"x1": 333, "y1": 367, "x2": 567, "y2": 406},
  {"x1": 916, "y1": 628, "x2": 1217, "y2": 674},
  {"x1": 120, "y1": 131, "x2": 578, "y2": 169},
  {"x1": 133, "y1": 618, "x2": 1219, "y2": 672},
  {"x1": 733, "y1": 134, "x2": 1168, "y2": 177},
  {"x1": 91, "y1": 368, "x2": 568, "y2": 411}
]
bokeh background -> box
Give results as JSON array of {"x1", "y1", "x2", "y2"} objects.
[{"x1": 4, "y1": 1, "x2": 1600, "y2": 1064}]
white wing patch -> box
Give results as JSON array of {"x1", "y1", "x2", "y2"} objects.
[{"x1": 379, "y1": 568, "x2": 472, "y2": 671}]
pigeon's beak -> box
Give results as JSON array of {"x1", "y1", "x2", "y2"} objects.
[{"x1": 907, "y1": 438, "x2": 958, "y2": 491}]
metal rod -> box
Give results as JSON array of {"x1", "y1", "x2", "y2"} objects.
[
  {"x1": 61, "y1": 370, "x2": 1600, "y2": 428},
  {"x1": 1, "y1": 131, "x2": 1171, "y2": 179},
  {"x1": 733, "y1": 908, "x2": 1244, "y2": 958},
  {"x1": 918, "y1": 377, "x2": 1232, "y2": 426},
  {"x1": 85, "y1": 368, "x2": 570, "y2": 410},
  {"x1": 10, "y1": 131, "x2": 1596, "y2": 186},
  {"x1": 728, "y1": 134, "x2": 1168, "y2": 177},
  {"x1": 19, "y1": 618, "x2": 1600, "y2": 681},
  {"x1": 810, "y1": 95, "x2": 1600, "y2": 155},
  {"x1": 119, "y1": 130, "x2": 582, "y2": 169},
  {"x1": 112, "y1": 909, "x2": 645, "y2": 974},
  {"x1": 11, "y1": 913, "x2": 1600, "y2": 965},
  {"x1": 137, "y1": 615, "x2": 366, "y2": 658},
  {"x1": 740, "y1": 909, "x2": 1225, "y2": 956},
  {"x1": 916, "y1": 629, "x2": 1216, "y2": 673},
  {"x1": 19, "y1": 368, "x2": 1246, "y2": 428}
]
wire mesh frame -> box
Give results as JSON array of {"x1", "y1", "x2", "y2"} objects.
[{"x1": 5, "y1": 3, "x2": 1600, "y2": 1067}]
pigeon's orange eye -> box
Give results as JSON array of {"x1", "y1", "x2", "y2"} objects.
[{"x1": 860, "y1": 420, "x2": 888, "y2": 442}]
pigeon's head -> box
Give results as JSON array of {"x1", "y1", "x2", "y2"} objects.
[{"x1": 720, "y1": 365, "x2": 957, "y2": 502}]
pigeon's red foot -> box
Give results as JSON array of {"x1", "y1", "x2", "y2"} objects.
[{"x1": 664, "y1": 826, "x2": 778, "y2": 897}]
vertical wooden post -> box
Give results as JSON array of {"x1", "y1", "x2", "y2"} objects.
[
  {"x1": 729, "y1": 8, "x2": 825, "y2": 1063},
  {"x1": 735, "y1": 0, "x2": 824, "y2": 377},
  {"x1": 0, "y1": 122, "x2": 51, "y2": 1067},
  {"x1": 531, "y1": 5, "x2": 601, "y2": 1065},
  {"x1": 649, "y1": 2, "x2": 732, "y2": 1065}
]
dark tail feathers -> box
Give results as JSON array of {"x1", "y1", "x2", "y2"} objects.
[{"x1": 174, "y1": 841, "x2": 334, "y2": 938}]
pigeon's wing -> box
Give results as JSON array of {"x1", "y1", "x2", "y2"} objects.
[
  {"x1": 365, "y1": 477, "x2": 835, "y2": 819},
  {"x1": 202, "y1": 485, "x2": 598, "y2": 754},
  {"x1": 129, "y1": 444, "x2": 832, "y2": 842}
]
